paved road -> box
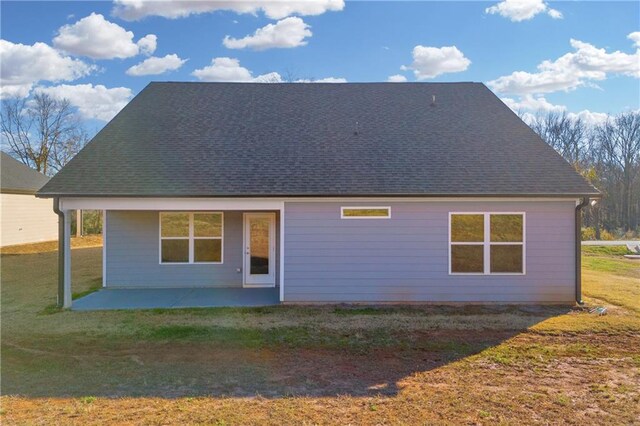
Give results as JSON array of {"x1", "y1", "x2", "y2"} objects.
[{"x1": 582, "y1": 240, "x2": 639, "y2": 246}]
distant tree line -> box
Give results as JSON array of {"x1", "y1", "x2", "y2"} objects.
[{"x1": 527, "y1": 111, "x2": 640, "y2": 239}]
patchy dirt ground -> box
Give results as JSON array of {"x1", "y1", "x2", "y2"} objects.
[
  {"x1": 1, "y1": 245, "x2": 639, "y2": 424},
  {"x1": 3, "y1": 332, "x2": 639, "y2": 425}
]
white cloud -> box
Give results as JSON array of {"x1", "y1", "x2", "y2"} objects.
[
  {"x1": 0, "y1": 40, "x2": 94, "y2": 99},
  {"x1": 567, "y1": 110, "x2": 609, "y2": 126},
  {"x1": 501, "y1": 94, "x2": 565, "y2": 113},
  {"x1": 628, "y1": 32, "x2": 640, "y2": 48},
  {"x1": 401, "y1": 45, "x2": 471, "y2": 80},
  {"x1": 295, "y1": 77, "x2": 347, "y2": 83},
  {"x1": 312, "y1": 77, "x2": 346, "y2": 83},
  {"x1": 192, "y1": 57, "x2": 252, "y2": 82},
  {"x1": 126, "y1": 54, "x2": 186, "y2": 76},
  {"x1": 137, "y1": 34, "x2": 157, "y2": 56},
  {"x1": 488, "y1": 36, "x2": 640, "y2": 95},
  {"x1": 192, "y1": 57, "x2": 282, "y2": 82},
  {"x1": 485, "y1": 0, "x2": 562, "y2": 22},
  {"x1": 113, "y1": 0, "x2": 344, "y2": 21},
  {"x1": 259, "y1": 0, "x2": 344, "y2": 20},
  {"x1": 501, "y1": 95, "x2": 610, "y2": 127},
  {"x1": 53, "y1": 13, "x2": 155, "y2": 59},
  {"x1": 191, "y1": 58, "x2": 345, "y2": 83},
  {"x1": 36, "y1": 84, "x2": 132, "y2": 121},
  {"x1": 547, "y1": 8, "x2": 563, "y2": 19},
  {"x1": 252, "y1": 72, "x2": 284, "y2": 83},
  {"x1": 387, "y1": 74, "x2": 407, "y2": 82},
  {"x1": 223, "y1": 17, "x2": 311, "y2": 50}
]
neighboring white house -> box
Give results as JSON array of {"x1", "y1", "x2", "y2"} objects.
[{"x1": 1, "y1": 152, "x2": 57, "y2": 247}]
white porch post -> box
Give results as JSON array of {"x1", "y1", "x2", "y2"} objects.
[
  {"x1": 76, "y1": 209, "x2": 83, "y2": 237},
  {"x1": 102, "y1": 210, "x2": 107, "y2": 287},
  {"x1": 63, "y1": 209, "x2": 72, "y2": 308},
  {"x1": 279, "y1": 202, "x2": 285, "y2": 302}
]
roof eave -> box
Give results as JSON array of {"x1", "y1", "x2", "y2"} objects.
[
  {"x1": 36, "y1": 191, "x2": 602, "y2": 199},
  {"x1": 3, "y1": 189, "x2": 39, "y2": 195}
]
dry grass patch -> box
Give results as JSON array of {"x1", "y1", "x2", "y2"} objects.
[
  {"x1": 1, "y1": 235, "x2": 102, "y2": 255},
  {"x1": 1, "y1": 245, "x2": 639, "y2": 424}
]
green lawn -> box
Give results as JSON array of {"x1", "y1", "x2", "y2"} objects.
[{"x1": 1, "y1": 244, "x2": 639, "y2": 425}]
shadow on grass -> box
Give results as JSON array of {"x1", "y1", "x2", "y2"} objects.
[{"x1": 2, "y1": 305, "x2": 571, "y2": 399}]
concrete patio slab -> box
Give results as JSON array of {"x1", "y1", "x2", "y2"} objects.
[{"x1": 72, "y1": 287, "x2": 280, "y2": 311}]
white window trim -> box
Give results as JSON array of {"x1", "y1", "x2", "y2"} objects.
[
  {"x1": 340, "y1": 206, "x2": 391, "y2": 219},
  {"x1": 159, "y1": 212, "x2": 224, "y2": 265},
  {"x1": 448, "y1": 212, "x2": 526, "y2": 276}
]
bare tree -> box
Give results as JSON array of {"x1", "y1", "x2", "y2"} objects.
[
  {"x1": 529, "y1": 111, "x2": 589, "y2": 168},
  {"x1": 281, "y1": 68, "x2": 302, "y2": 83},
  {"x1": 527, "y1": 110, "x2": 640, "y2": 235},
  {"x1": 1, "y1": 93, "x2": 88, "y2": 176},
  {"x1": 593, "y1": 112, "x2": 640, "y2": 231}
]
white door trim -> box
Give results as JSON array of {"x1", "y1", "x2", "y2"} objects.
[{"x1": 243, "y1": 212, "x2": 276, "y2": 287}]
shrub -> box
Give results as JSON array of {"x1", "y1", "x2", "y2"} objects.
[
  {"x1": 581, "y1": 227, "x2": 616, "y2": 241},
  {"x1": 582, "y1": 227, "x2": 596, "y2": 241},
  {"x1": 600, "y1": 229, "x2": 615, "y2": 241}
]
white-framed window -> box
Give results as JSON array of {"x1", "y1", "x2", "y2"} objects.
[
  {"x1": 448, "y1": 212, "x2": 525, "y2": 275},
  {"x1": 341, "y1": 206, "x2": 391, "y2": 219},
  {"x1": 160, "y1": 212, "x2": 223, "y2": 264}
]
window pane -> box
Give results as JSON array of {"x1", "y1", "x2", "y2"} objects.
[
  {"x1": 451, "y1": 214, "x2": 484, "y2": 242},
  {"x1": 161, "y1": 213, "x2": 189, "y2": 237},
  {"x1": 451, "y1": 245, "x2": 484, "y2": 273},
  {"x1": 342, "y1": 208, "x2": 389, "y2": 217},
  {"x1": 491, "y1": 214, "x2": 523, "y2": 242},
  {"x1": 161, "y1": 239, "x2": 189, "y2": 263},
  {"x1": 194, "y1": 213, "x2": 222, "y2": 237},
  {"x1": 194, "y1": 239, "x2": 222, "y2": 263},
  {"x1": 490, "y1": 245, "x2": 523, "y2": 273},
  {"x1": 250, "y1": 218, "x2": 270, "y2": 274}
]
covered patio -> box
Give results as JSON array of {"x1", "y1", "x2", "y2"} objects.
[
  {"x1": 53, "y1": 197, "x2": 285, "y2": 309},
  {"x1": 72, "y1": 287, "x2": 280, "y2": 311}
]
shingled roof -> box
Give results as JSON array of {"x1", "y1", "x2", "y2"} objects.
[
  {"x1": 1, "y1": 152, "x2": 50, "y2": 195},
  {"x1": 38, "y1": 82, "x2": 598, "y2": 198}
]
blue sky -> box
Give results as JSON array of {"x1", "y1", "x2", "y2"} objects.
[{"x1": 1, "y1": 1, "x2": 639, "y2": 130}]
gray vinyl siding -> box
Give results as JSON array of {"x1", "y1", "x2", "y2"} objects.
[
  {"x1": 283, "y1": 201, "x2": 576, "y2": 303},
  {"x1": 105, "y1": 210, "x2": 279, "y2": 288}
]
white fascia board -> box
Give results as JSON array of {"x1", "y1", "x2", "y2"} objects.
[
  {"x1": 59, "y1": 198, "x2": 285, "y2": 211},
  {"x1": 59, "y1": 196, "x2": 580, "y2": 210}
]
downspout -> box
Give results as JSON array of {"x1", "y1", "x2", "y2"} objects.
[
  {"x1": 575, "y1": 197, "x2": 589, "y2": 305},
  {"x1": 53, "y1": 198, "x2": 65, "y2": 308}
]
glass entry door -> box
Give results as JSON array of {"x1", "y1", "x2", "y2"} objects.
[{"x1": 243, "y1": 213, "x2": 276, "y2": 286}]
